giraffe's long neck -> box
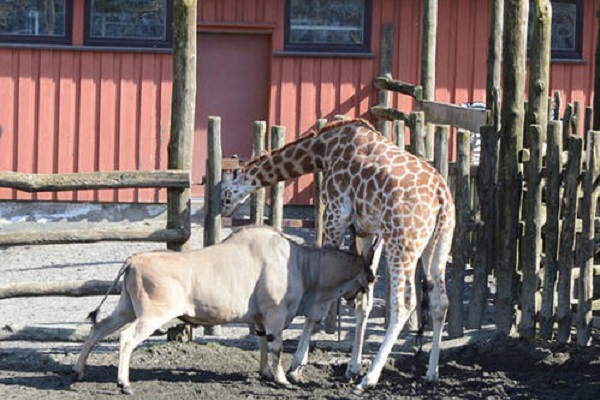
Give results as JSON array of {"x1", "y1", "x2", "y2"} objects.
[{"x1": 242, "y1": 132, "x2": 326, "y2": 187}]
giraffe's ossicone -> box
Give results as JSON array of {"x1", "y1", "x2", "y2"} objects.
[{"x1": 220, "y1": 118, "x2": 456, "y2": 392}]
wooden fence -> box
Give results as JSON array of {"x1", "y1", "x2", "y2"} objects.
[{"x1": 373, "y1": 76, "x2": 600, "y2": 344}]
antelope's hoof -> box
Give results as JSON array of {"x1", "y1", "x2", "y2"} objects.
[
  {"x1": 71, "y1": 367, "x2": 84, "y2": 381},
  {"x1": 287, "y1": 370, "x2": 302, "y2": 384}
]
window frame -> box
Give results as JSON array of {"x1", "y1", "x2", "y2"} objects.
[
  {"x1": 549, "y1": 0, "x2": 583, "y2": 60},
  {"x1": 529, "y1": 0, "x2": 584, "y2": 61},
  {"x1": 283, "y1": 0, "x2": 372, "y2": 54},
  {"x1": 0, "y1": 0, "x2": 73, "y2": 45},
  {"x1": 83, "y1": 0, "x2": 173, "y2": 49}
]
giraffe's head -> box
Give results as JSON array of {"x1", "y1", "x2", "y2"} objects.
[{"x1": 220, "y1": 169, "x2": 255, "y2": 217}]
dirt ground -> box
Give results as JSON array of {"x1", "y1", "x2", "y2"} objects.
[
  {"x1": 1, "y1": 212, "x2": 599, "y2": 399},
  {"x1": 1, "y1": 330, "x2": 599, "y2": 399}
]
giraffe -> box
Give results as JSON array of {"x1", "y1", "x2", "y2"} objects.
[{"x1": 220, "y1": 118, "x2": 455, "y2": 392}]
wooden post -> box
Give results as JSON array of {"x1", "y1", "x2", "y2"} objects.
[
  {"x1": 421, "y1": 0, "x2": 437, "y2": 161},
  {"x1": 539, "y1": 120, "x2": 563, "y2": 339},
  {"x1": 572, "y1": 101, "x2": 581, "y2": 144},
  {"x1": 448, "y1": 129, "x2": 470, "y2": 338},
  {"x1": 556, "y1": 135, "x2": 583, "y2": 343},
  {"x1": 519, "y1": 124, "x2": 543, "y2": 338},
  {"x1": 562, "y1": 103, "x2": 573, "y2": 147},
  {"x1": 204, "y1": 117, "x2": 222, "y2": 248},
  {"x1": 495, "y1": 0, "x2": 528, "y2": 336},
  {"x1": 250, "y1": 121, "x2": 267, "y2": 225},
  {"x1": 378, "y1": 24, "x2": 394, "y2": 139},
  {"x1": 433, "y1": 125, "x2": 450, "y2": 181},
  {"x1": 167, "y1": 0, "x2": 197, "y2": 252},
  {"x1": 166, "y1": 0, "x2": 197, "y2": 342},
  {"x1": 314, "y1": 119, "x2": 327, "y2": 247},
  {"x1": 202, "y1": 116, "x2": 223, "y2": 337},
  {"x1": 576, "y1": 130, "x2": 600, "y2": 346},
  {"x1": 269, "y1": 126, "x2": 285, "y2": 230},
  {"x1": 594, "y1": 7, "x2": 600, "y2": 130},
  {"x1": 487, "y1": 0, "x2": 504, "y2": 112},
  {"x1": 393, "y1": 120, "x2": 405, "y2": 149},
  {"x1": 409, "y1": 111, "x2": 426, "y2": 158},
  {"x1": 553, "y1": 91, "x2": 561, "y2": 121},
  {"x1": 526, "y1": 0, "x2": 551, "y2": 142},
  {"x1": 467, "y1": 125, "x2": 499, "y2": 329}
]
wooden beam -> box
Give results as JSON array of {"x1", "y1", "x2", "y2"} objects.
[
  {"x1": 0, "y1": 226, "x2": 188, "y2": 246},
  {"x1": 0, "y1": 170, "x2": 189, "y2": 192},
  {"x1": 371, "y1": 105, "x2": 410, "y2": 123},
  {"x1": 421, "y1": 100, "x2": 489, "y2": 132},
  {"x1": 0, "y1": 280, "x2": 121, "y2": 300},
  {"x1": 374, "y1": 76, "x2": 423, "y2": 102}
]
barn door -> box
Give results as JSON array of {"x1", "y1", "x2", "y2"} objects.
[{"x1": 193, "y1": 32, "x2": 271, "y2": 197}]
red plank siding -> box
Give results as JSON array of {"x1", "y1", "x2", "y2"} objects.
[{"x1": 1, "y1": 0, "x2": 598, "y2": 206}]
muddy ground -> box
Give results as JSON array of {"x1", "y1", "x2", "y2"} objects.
[
  {"x1": 1, "y1": 211, "x2": 599, "y2": 399},
  {"x1": 1, "y1": 331, "x2": 599, "y2": 399}
]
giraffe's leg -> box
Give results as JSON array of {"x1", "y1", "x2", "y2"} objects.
[
  {"x1": 424, "y1": 228, "x2": 452, "y2": 382},
  {"x1": 288, "y1": 318, "x2": 317, "y2": 383},
  {"x1": 356, "y1": 244, "x2": 419, "y2": 392},
  {"x1": 345, "y1": 234, "x2": 384, "y2": 380}
]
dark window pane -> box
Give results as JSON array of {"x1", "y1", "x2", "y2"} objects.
[
  {"x1": 89, "y1": 0, "x2": 166, "y2": 40},
  {"x1": 289, "y1": 0, "x2": 364, "y2": 45},
  {"x1": 552, "y1": 3, "x2": 576, "y2": 51},
  {"x1": 285, "y1": 0, "x2": 371, "y2": 53},
  {"x1": 0, "y1": 0, "x2": 67, "y2": 37}
]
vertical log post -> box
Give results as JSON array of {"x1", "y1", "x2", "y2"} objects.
[
  {"x1": 594, "y1": 7, "x2": 600, "y2": 130},
  {"x1": 553, "y1": 91, "x2": 561, "y2": 121},
  {"x1": 409, "y1": 111, "x2": 426, "y2": 158},
  {"x1": 526, "y1": 0, "x2": 551, "y2": 142},
  {"x1": 539, "y1": 120, "x2": 563, "y2": 338},
  {"x1": 250, "y1": 121, "x2": 267, "y2": 225},
  {"x1": 393, "y1": 120, "x2": 405, "y2": 149},
  {"x1": 269, "y1": 126, "x2": 285, "y2": 230},
  {"x1": 562, "y1": 103, "x2": 573, "y2": 147},
  {"x1": 576, "y1": 130, "x2": 600, "y2": 346},
  {"x1": 166, "y1": 0, "x2": 197, "y2": 342},
  {"x1": 421, "y1": 0, "x2": 437, "y2": 161},
  {"x1": 378, "y1": 24, "x2": 394, "y2": 139},
  {"x1": 496, "y1": 0, "x2": 528, "y2": 336},
  {"x1": 314, "y1": 119, "x2": 328, "y2": 247},
  {"x1": 448, "y1": 129, "x2": 470, "y2": 338},
  {"x1": 204, "y1": 117, "x2": 222, "y2": 248},
  {"x1": 519, "y1": 124, "x2": 543, "y2": 338},
  {"x1": 556, "y1": 135, "x2": 583, "y2": 343},
  {"x1": 202, "y1": 116, "x2": 223, "y2": 337},
  {"x1": 167, "y1": 0, "x2": 197, "y2": 252},
  {"x1": 433, "y1": 125, "x2": 450, "y2": 181},
  {"x1": 467, "y1": 125, "x2": 500, "y2": 328}
]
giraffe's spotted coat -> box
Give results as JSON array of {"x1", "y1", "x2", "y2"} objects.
[{"x1": 221, "y1": 118, "x2": 455, "y2": 389}]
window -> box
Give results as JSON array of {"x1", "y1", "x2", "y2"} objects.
[
  {"x1": 0, "y1": 0, "x2": 72, "y2": 44},
  {"x1": 528, "y1": 0, "x2": 583, "y2": 60},
  {"x1": 84, "y1": 0, "x2": 172, "y2": 48},
  {"x1": 284, "y1": 0, "x2": 372, "y2": 54}
]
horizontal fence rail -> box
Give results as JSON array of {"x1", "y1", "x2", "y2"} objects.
[{"x1": 0, "y1": 170, "x2": 190, "y2": 192}]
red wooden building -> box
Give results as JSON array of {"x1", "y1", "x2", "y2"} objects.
[{"x1": 0, "y1": 0, "x2": 596, "y2": 205}]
